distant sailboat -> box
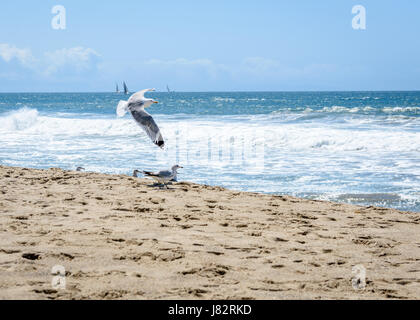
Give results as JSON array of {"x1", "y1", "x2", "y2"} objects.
[
  {"x1": 166, "y1": 85, "x2": 171, "y2": 93},
  {"x1": 123, "y1": 82, "x2": 129, "y2": 95},
  {"x1": 116, "y1": 83, "x2": 120, "y2": 93}
]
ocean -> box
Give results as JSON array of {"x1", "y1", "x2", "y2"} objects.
[{"x1": 0, "y1": 91, "x2": 419, "y2": 212}]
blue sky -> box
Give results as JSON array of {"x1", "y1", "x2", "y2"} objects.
[{"x1": 0, "y1": 0, "x2": 419, "y2": 92}]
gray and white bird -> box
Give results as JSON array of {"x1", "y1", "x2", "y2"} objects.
[
  {"x1": 116, "y1": 88, "x2": 164, "y2": 148},
  {"x1": 142, "y1": 165, "x2": 183, "y2": 187},
  {"x1": 133, "y1": 168, "x2": 176, "y2": 182}
]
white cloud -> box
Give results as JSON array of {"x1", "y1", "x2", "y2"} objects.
[
  {"x1": 145, "y1": 58, "x2": 214, "y2": 67},
  {"x1": 237, "y1": 57, "x2": 339, "y2": 81},
  {"x1": 44, "y1": 47, "x2": 100, "y2": 75},
  {"x1": 142, "y1": 56, "x2": 336, "y2": 80},
  {"x1": 242, "y1": 57, "x2": 281, "y2": 71},
  {"x1": 1, "y1": 44, "x2": 342, "y2": 90},
  {"x1": 142, "y1": 58, "x2": 229, "y2": 80},
  {"x1": 0, "y1": 43, "x2": 34, "y2": 66},
  {"x1": 0, "y1": 44, "x2": 100, "y2": 76}
]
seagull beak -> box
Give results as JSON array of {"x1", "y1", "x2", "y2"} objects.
[{"x1": 153, "y1": 101, "x2": 158, "y2": 104}]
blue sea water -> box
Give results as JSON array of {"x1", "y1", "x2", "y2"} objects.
[{"x1": 0, "y1": 91, "x2": 419, "y2": 212}]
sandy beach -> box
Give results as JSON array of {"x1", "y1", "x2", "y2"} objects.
[{"x1": 0, "y1": 165, "x2": 419, "y2": 300}]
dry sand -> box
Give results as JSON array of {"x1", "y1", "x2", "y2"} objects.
[{"x1": 0, "y1": 165, "x2": 419, "y2": 300}]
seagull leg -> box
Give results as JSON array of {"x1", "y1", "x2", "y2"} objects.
[
  {"x1": 155, "y1": 178, "x2": 163, "y2": 189},
  {"x1": 157, "y1": 179, "x2": 166, "y2": 189},
  {"x1": 162, "y1": 180, "x2": 171, "y2": 189}
]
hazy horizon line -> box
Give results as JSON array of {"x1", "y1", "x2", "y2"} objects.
[{"x1": 1, "y1": 90, "x2": 420, "y2": 94}]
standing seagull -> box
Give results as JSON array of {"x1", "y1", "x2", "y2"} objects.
[
  {"x1": 143, "y1": 165, "x2": 183, "y2": 187},
  {"x1": 116, "y1": 88, "x2": 164, "y2": 148},
  {"x1": 133, "y1": 168, "x2": 176, "y2": 182}
]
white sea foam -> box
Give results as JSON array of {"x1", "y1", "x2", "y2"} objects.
[
  {"x1": 213, "y1": 97, "x2": 236, "y2": 102},
  {"x1": 0, "y1": 107, "x2": 39, "y2": 131},
  {"x1": 269, "y1": 105, "x2": 419, "y2": 115},
  {"x1": 1, "y1": 108, "x2": 419, "y2": 155},
  {"x1": 383, "y1": 106, "x2": 420, "y2": 114},
  {"x1": 1, "y1": 107, "x2": 418, "y2": 211}
]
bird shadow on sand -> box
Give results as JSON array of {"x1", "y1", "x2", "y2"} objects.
[{"x1": 146, "y1": 183, "x2": 173, "y2": 190}]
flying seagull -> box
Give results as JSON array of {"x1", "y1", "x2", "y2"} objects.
[
  {"x1": 142, "y1": 165, "x2": 183, "y2": 187},
  {"x1": 116, "y1": 88, "x2": 164, "y2": 148}
]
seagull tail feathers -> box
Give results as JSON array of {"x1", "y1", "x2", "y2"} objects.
[
  {"x1": 116, "y1": 100, "x2": 129, "y2": 117},
  {"x1": 143, "y1": 171, "x2": 157, "y2": 177}
]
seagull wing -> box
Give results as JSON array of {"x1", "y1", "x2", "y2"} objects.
[
  {"x1": 156, "y1": 170, "x2": 172, "y2": 177},
  {"x1": 130, "y1": 109, "x2": 165, "y2": 148},
  {"x1": 128, "y1": 88, "x2": 156, "y2": 103}
]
